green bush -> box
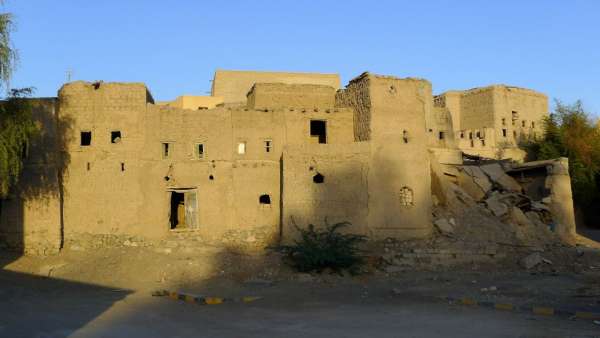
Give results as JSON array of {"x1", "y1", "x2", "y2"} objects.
[{"x1": 276, "y1": 220, "x2": 367, "y2": 273}]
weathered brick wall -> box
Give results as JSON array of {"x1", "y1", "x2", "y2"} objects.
[{"x1": 335, "y1": 73, "x2": 371, "y2": 141}]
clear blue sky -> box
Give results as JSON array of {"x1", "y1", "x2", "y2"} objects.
[{"x1": 5, "y1": 0, "x2": 599, "y2": 117}]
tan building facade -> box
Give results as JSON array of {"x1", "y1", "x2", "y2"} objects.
[
  {"x1": 1, "y1": 69, "x2": 573, "y2": 255},
  {"x1": 434, "y1": 85, "x2": 548, "y2": 160}
]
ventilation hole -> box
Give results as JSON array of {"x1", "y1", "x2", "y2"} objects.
[
  {"x1": 86, "y1": 162, "x2": 90, "y2": 171},
  {"x1": 209, "y1": 175, "x2": 214, "y2": 180},
  {"x1": 121, "y1": 162, "x2": 125, "y2": 171},
  {"x1": 259, "y1": 194, "x2": 271, "y2": 205},
  {"x1": 313, "y1": 173, "x2": 324, "y2": 184}
]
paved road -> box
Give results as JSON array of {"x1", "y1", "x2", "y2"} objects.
[{"x1": 1, "y1": 270, "x2": 599, "y2": 338}]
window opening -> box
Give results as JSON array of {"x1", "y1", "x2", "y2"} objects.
[
  {"x1": 162, "y1": 143, "x2": 171, "y2": 159},
  {"x1": 531, "y1": 121, "x2": 535, "y2": 128},
  {"x1": 502, "y1": 129, "x2": 507, "y2": 137},
  {"x1": 522, "y1": 120, "x2": 526, "y2": 127},
  {"x1": 237, "y1": 142, "x2": 246, "y2": 154},
  {"x1": 438, "y1": 131, "x2": 445, "y2": 140},
  {"x1": 80, "y1": 131, "x2": 92, "y2": 146},
  {"x1": 313, "y1": 173, "x2": 324, "y2": 184},
  {"x1": 264, "y1": 140, "x2": 272, "y2": 153},
  {"x1": 403, "y1": 130, "x2": 409, "y2": 143},
  {"x1": 481, "y1": 139, "x2": 486, "y2": 146},
  {"x1": 399, "y1": 186, "x2": 414, "y2": 207},
  {"x1": 86, "y1": 162, "x2": 90, "y2": 171},
  {"x1": 195, "y1": 143, "x2": 204, "y2": 159},
  {"x1": 259, "y1": 194, "x2": 271, "y2": 205},
  {"x1": 310, "y1": 120, "x2": 327, "y2": 144},
  {"x1": 121, "y1": 162, "x2": 125, "y2": 171},
  {"x1": 501, "y1": 118, "x2": 506, "y2": 126},
  {"x1": 111, "y1": 131, "x2": 121, "y2": 144}
]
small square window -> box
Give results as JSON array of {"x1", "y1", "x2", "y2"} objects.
[
  {"x1": 80, "y1": 131, "x2": 92, "y2": 146},
  {"x1": 502, "y1": 129, "x2": 507, "y2": 137},
  {"x1": 195, "y1": 143, "x2": 205, "y2": 159},
  {"x1": 162, "y1": 143, "x2": 171, "y2": 159},
  {"x1": 531, "y1": 121, "x2": 535, "y2": 128},
  {"x1": 460, "y1": 131, "x2": 465, "y2": 139},
  {"x1": 111, "y1": 131, "x2": 121, "y2": 144},
  {"x1": 264, "y1": 140, "x2": 272, "y2": 153},
  {"x1": 438, "y1": 131, "x2": 445, "y2": 140},
  {"x1": 237, "y1": 142, "x2": 246, "y2": 154}
]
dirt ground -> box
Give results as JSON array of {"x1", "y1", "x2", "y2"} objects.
[{"x1": 1, "y1": 237, "x2": 600, "y2": 338}]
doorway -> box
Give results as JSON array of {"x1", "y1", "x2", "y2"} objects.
[{"x1": 169, "y1": 189, "x2": 198, "y2": 229}]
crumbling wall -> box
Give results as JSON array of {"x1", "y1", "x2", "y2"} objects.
[{"x1": 335, "y1": 73, "x2": 371, "y2": 141}]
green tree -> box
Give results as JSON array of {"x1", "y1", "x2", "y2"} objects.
[
  {"x1": 0, "y1": 7, "x2": 38, "y2": 198},
  {"x1": 0, "y1": 88, "x2": 36, "y2": 197},
  {"x1": 523, "y1": 100, "x2": 600, "y2": 225}
]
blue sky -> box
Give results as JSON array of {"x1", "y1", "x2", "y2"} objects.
[{"x1": 4, "y1": 0, "x2": 599, "y2": 118}]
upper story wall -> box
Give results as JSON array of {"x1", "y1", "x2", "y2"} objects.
[
  {"x1": 162, "y1": 95, "x2": 224, "y2": 110},
  {"x1": 247, "y1": 83, "x2": 336, "y2": 110},
  {"x1": 58, "y1": 81, "x2": 153, "y2": 155},
  {"x1": 212, "y1": 70, "x2": 340, "y2": 105}
]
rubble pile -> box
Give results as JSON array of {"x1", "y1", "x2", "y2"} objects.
[{"x1": 378, "y1": 160, "x2": 565, "y2": 272}]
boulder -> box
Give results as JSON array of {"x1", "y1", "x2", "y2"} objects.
[
  {"x1": 485, "y1": 193, "x2": 509, "y2": 217},
  {"x1": 480, "y1": 163, "x2": 522, "y2": 192},
  {"x1": 434, "y1": 218, "x2": 454, "y2": 235},
  {"x1": 457, "y1": 166, "x2": 492, "y2": 201},
  {"x1": 520, "y1": 252, "x2": 552, "y2": 269},
  {"x1": 511, "y1": 207, "x2": 533, "y2": 227}
]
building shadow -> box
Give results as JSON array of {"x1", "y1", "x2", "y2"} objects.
[{"x1": 0, "y1": 98, "x2": 73, "y2": 266}]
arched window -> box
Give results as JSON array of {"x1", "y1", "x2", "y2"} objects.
[{"x1": 399, "y1": 186, "x2": 414, "y2": 207}]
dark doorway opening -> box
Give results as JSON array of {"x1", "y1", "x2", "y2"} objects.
[
  {"x1": 310, "y1": 120, "x2": 327, "y2": 144},
  {"x1": 170, "y1": 192, "x2": 185, "y2": 229}
]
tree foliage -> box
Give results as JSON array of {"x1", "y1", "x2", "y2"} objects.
[
  {"x1": 0, "y1": 11, "x2": 16, "y2": 87},
  {"x1": 0, "y1": 88, "x2": 37, "y2": 197},
  {"x1": 522, "y1": 100, "x2": 600, "y2": 225}
]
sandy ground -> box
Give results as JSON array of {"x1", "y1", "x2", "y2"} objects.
[{"x1": 1, "y1": 242, "x2": 600, "y2": 338}]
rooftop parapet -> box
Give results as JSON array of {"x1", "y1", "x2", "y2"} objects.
[{"x1": 246, "y1": 83, "x2": 336, "y2": 110}]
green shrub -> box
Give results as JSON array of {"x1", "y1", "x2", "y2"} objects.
[{"x1": 276, "y1": 220, "x2": 367, "y2": 273}]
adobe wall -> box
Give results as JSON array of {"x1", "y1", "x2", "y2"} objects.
[
  {"x1": 164, "y1": 96, "x2": 224, "y2": 110},
  {"x1": 497, "y1": 86, "x2": 548, "y2": 142},
  {"x1": 247, "y1": 83, "x2": 336, "y2": 110},
  {"x1": 459, "y1": 87, "x2": 496, "y2": 131},
  {"x1": 212, "y1": 70, "x2": 341, "y2": 105},
  {"x1": 58, "y1": 82, "x2": 153, "y2": 243},
  {"x1": 281, "y1": 143, "x2": 370, "y2": 240},
  {"x1": 0, "y1": 99, "x2": 62, "y2": 255},
  {"x1": 363, "y1": 74, "x2": 433, "y2": 239}
]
